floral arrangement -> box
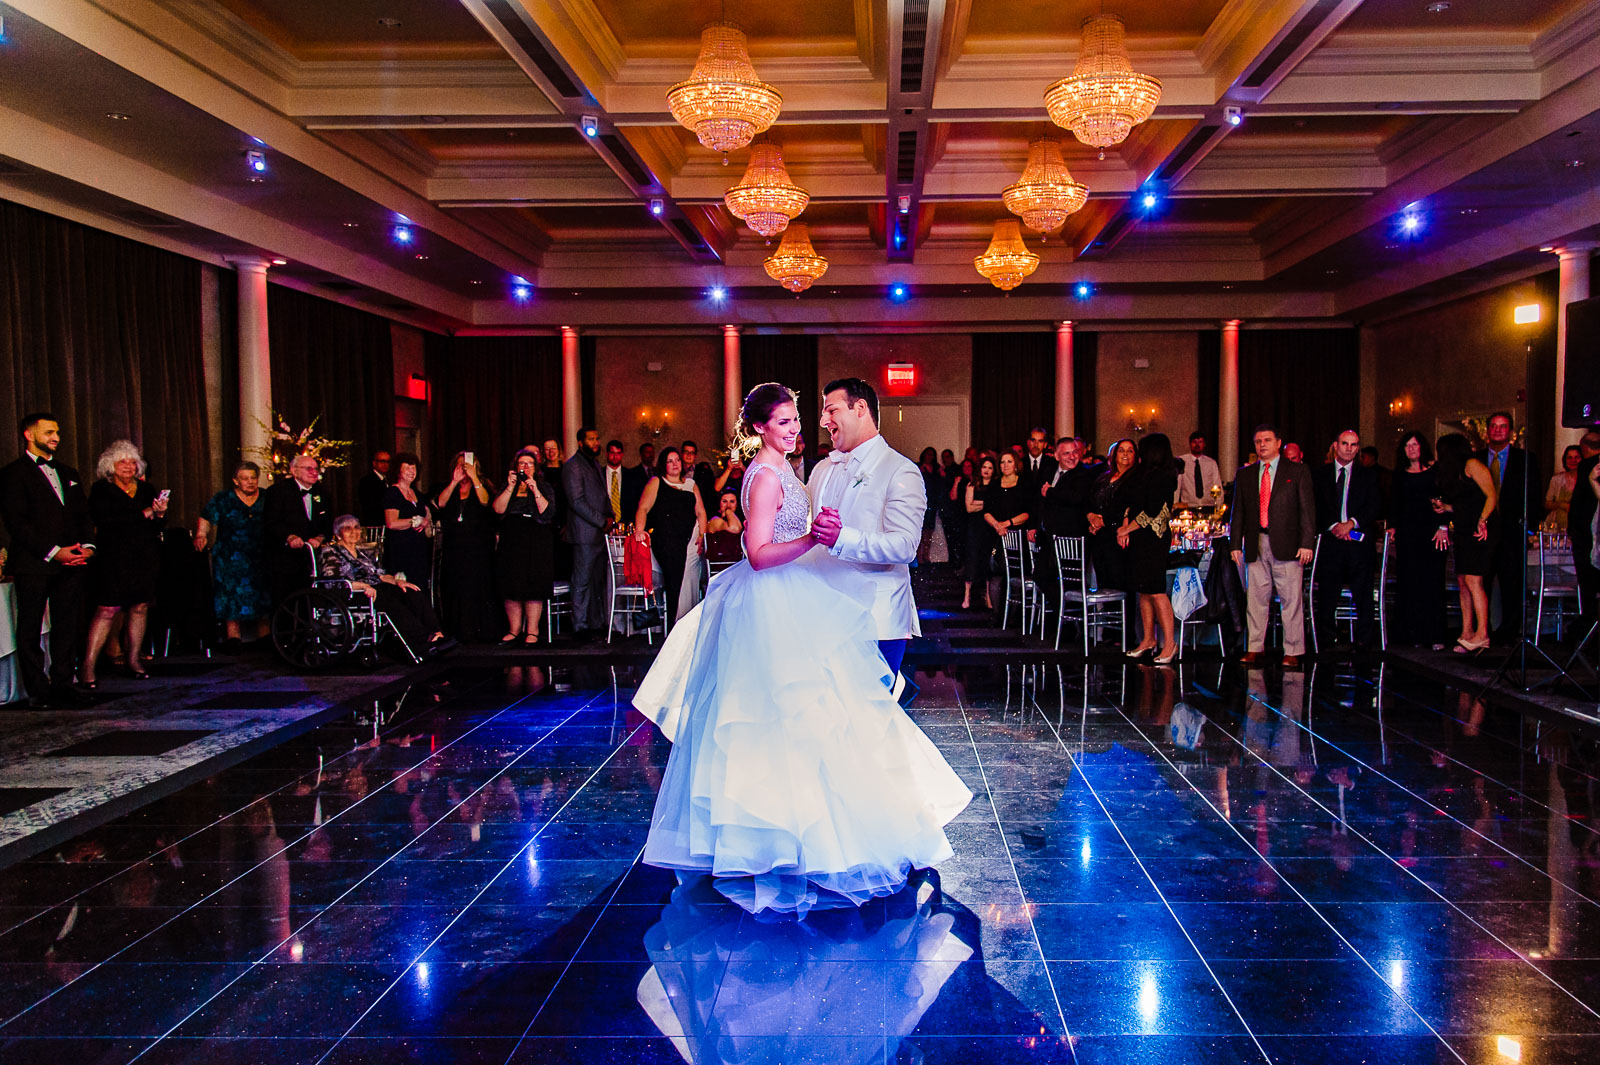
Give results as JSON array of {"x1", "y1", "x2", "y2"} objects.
[{"x1": 243, "y1": 410, "x2": 354, "y2": 478}]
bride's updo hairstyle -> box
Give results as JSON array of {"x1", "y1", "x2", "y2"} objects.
[{"x1": 731, "y1": 381, "x2": 798, "y2": 460}]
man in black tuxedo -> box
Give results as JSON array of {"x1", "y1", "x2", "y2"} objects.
[
  {"x1": 1569, "y1": 431, "x2": 1600, "y2": 638},
  {"x1": 1036, "y1": 438, "x2": 1094, "y2": 605},
  {"x1": 562, "y1": 427, "x2": 609, "y2": 638},
  {"x1": 356, "y1": 450, "x2": 391, "y2": 527},
  {"x1": 622, "y1": 445, "x2": 652, "y2": 528},
  {"x1": 1021, "y1": 426, "x2": 1058, "y2": 493},
  {"x1": 0, "y1": 413, "x2": 95, "y2": 708},
  {"x1": 263, "y1": 453, "x2": 331, "y2": 607},
  {"x1": 1230, "y1": 424, "x2": 1317, "y2": 667},
  {"x1": 1475, "y1": 411, "x2": 1538, "y2": 643},
  {"x1": 1312, "y1": 430, "x2": 1382, "y2": 650}
]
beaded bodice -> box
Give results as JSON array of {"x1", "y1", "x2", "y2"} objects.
[{"x1": 742, "y1": 461, "x2": 812, "y2": 544}]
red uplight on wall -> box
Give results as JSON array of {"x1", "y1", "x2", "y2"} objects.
[
  {"x1": 406, "y1": 373, "x2": 429, "y2": 401},
  {"x1": 885, "y1": 362, "x2": 917, "y2": 395}
]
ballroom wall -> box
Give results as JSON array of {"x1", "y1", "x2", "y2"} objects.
[
  {"x1": 594, "y1": 335, "x2": 723, "y2": 457},
  {"x1": 1095, "y1": 331, "x2": 1201, "y2": 448}
]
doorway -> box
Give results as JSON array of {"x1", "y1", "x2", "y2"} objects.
[{"x1": 878, "y1": 396, "x2": 968, "y2": 461}]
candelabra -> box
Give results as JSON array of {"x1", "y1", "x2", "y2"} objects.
[{"x1": 639, "y1": 409, "x2": 672, "y2": 438}]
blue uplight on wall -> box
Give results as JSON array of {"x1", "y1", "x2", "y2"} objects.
[{"x1": 1074, "y1": 282, "x2": 1094, "y2": 300}]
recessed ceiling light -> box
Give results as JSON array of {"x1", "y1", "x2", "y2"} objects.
[
  {"x1": 1384, "y1": 242, "x2": 1400, "y2": 249},
  {"x1": 1426, "y1": 2, "x2": 1451, "y2": 13},
  {"x1": 1565, "y1": 158, "x2": 1585, "y2": 167},
  {"x1": 414, "y1": 253, "x2": 429, "y2": 260},
  {"x1": 271, "y1": 258, "x2": 287, "y2": 265},
  {"x1": 468, "y1": 280, "x2": 483, "y2": 285},
  {"x1": 105, "y1": 112, "x2": 131, "y2": 121},
  {"x1": 247, "y1": 176, "x2": 264, "y2": 183},
  {"x1": 1459, "y1": 208, "x2": 1478, "y2": 214},
  {"x1": 1325, "y1": 268, "x2": 1340, "y2": 275},
  {"x1": 343, "y1": 221, "x2": 360, "y2": 228},
  {"x1": 376, "y1": 17, "x2": 402, "y2": 29},
  {"x1": 1221, "y1": 284, "x2": 1234, "y2": 290}
]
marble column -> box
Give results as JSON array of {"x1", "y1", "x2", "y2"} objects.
[
  {"x1": 560, "y1": 325, "x2": 581, "y2": 450},
  {"x1": 723, "y1": 324, "x2": 741, "y2": 441},
  {"x1": 1219, "y1": 319, "x2": 1241, "y2": 474},
  {"x1": 230, "y1": 257, "x2": 273, "y2": 480},
  {"x1": 1553, "y1": 243, "x2": 1595, "y2": 458},
  {"x1": 1055, "y1": 320, "x2": 1074, "y2": 439}
]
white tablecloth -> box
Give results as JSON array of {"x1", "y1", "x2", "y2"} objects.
[{"x1": 0, "y1": 582, "x2": 49, "y2": 704}]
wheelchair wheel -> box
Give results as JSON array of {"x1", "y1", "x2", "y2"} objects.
[{"x1": 273, "y1": 587, "x2": 361, "y2": 669}]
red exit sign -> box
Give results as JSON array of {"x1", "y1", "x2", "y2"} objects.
[{"x1": 885, "y1": 362, "x2": 917, "y2": 394}]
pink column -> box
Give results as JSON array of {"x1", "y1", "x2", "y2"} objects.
[
  {"x1": 1055, "y1": 320, "x2": 1075, "y2": 438},
  {"x1": 723, "y1": 324, "x2": 741, "y2": 441},
  {"x1": 560, "y1": 325, "x2": 581, "y2": 449},
  {"x1": 229, "y1": 257, "x2": 273, "y2": 479},
  {"x1": 1220, "y1": 319, "x2": 1241, "y2": 474}
]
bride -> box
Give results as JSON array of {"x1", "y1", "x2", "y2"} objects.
[{"x1": 635, "y1": 382, "x2": 972, "y2": 915}]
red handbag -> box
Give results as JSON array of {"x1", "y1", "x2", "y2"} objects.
[{"x1": 624, "y1": 535, "x2": 654, "y2": 593}]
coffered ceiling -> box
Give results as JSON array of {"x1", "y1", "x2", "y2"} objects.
[{"x1": 0, "y1": 0, "x2": 1596, "y2": 331}]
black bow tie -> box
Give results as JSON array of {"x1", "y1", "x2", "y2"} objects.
[
  {"x1": 33, "y1": 456, "x2": 56, "y2": 471},
  {"x1": 298, "y1": 487, "x2": 313, "y2": 497}
]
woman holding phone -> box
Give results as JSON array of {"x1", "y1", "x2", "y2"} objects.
[
  {"x1": 82, "y1": 439, "x2": 166, "y2": 685},
  {"x1": 434, "y1": 450, "x2": 497, "y2": 642}
]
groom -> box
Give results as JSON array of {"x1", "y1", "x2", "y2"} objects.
[{"x1": 808, "y1": 378, "x2": 927, "y2": 706}]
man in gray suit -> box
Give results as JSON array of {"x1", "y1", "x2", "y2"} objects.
[
  {"x1": 1229, "y1": 424, "x2": 1317, "y2": 667},
  {"x1": 561, "y1": 426, "x2": 608, "y2": 639}
]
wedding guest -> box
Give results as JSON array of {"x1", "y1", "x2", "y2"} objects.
[
  {"x1": 1230, "y1": 425, "x2": 1316, "y2": 667},
  {"x1": 633, "y1": 446, "x2": 708, "y2": 624},
  {"x1": 542, "y1": 439, "x2": 564, "y2": 469},
  {"x1": 434, "y1": 451, "x2": 498, "y2": 642},
  {"x1": 264, "y1": 453, "x2": 330, "y2": 606},
  {"x1": 1545, "y1": 445, "x2": 1582, "y2": 530},
  {"x1": 356, "y1": 450, "x2": 391, "y2": 527},
  {"x1": 541, "y1": 437, "x2": 570, "y2": 577},
  {"x1": 1282, "y1": 441, "x2": 1305, "y2": 465},
  {"x1": 495, "y1": 448, "x2": 555, "y2": 644},
  {"x1": 716, "y1": 451, "x2": 747, "y2": 498},
  {"x1": 195, "y1": 461, "x2": 270, "y2": 651},
  {"x1": 623, "y1": 443, "x2": 652, "y2": 523},
  {"x1": 1434, "y1": 432, "x2": 1499, "y2": 653},
  {"x1": 382, "y1": 452, "x2": 434, "y2": 597},
  {"x1": 601, "y1": 439, "x2": 628, "y2": 527},
  {"x1": 561, "y1": 428, "x2": 609, "y2": 638},
  {"x1": 320, "y1": 514, "x2": 446, "y2": 654},
  {"x1": 0, "y1": 414, "x2": 96, "y2": 707},
  {"x1": 1476, "y1": 412, "x2": 1536, "y2": 643},
  {"x1": 1389, "y1": 432, "x2": 1446, "y2": 649},
  {"x1": 1570, "y1": 432, "x2": 1600, "y2": 634},
  {"x1": 943, "y1": 457, "x2": 974, "y2": 571},
  {"x1": 1175, "y1": 431, "x2": 1222, "y2": 508},
  {"x1": 81, "y1": 441, "x2": 166, "y2": 684},
  {"x1": 1021, "y1": 427, "x2": 1057, "y2": 490},
  {"x1": 1312, "y1": 429, "x2": 1381, "y2": 650},
  {"x1": 706, "y1": 487, "x2": 744, "y2": 563},
  {"x1": 917, "y1": 447, "x2": 945, "y2": 564},
  {"x1": 1117, "y1": 433, "x2": 1179, "y2": 662},
  {"x1": 1088, "y1": 439, "x2": 1137, "y2": 595},
  {"x1": 962, "y1": 456, "x2": 998, "y2": 610},
  {"x1": 1040, "y1": 438, "x2": 1092, "y2": 540}
]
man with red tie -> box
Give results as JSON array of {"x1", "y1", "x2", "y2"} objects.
[{"x1": 1229, "y1": 424, "x2": 1317, "y2": 667}]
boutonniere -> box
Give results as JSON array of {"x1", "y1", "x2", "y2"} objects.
[
  {"x1": 851, "y1": 473, "x2": 869, "y2": 490},
  {"x1": 312, "y1": 495, "x2": 322, "y2": 504}
]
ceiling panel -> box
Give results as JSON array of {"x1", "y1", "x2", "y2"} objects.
[
  {"x1": 211, "y1": 0, "x2": 501, "y2": 59},
  {"x1": 964, "y1": 0, "x2": 1229, "y2": 43},
  {"x1": 589, "y1": 0, "x2": 861, "y2": 48},
  {"x1": 1336, "y1": 0, "x2": 1587, "y2": 34}
]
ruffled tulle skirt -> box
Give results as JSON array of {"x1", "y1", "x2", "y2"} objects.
[{"x1": 634, "y1": 548, "x2": 972, "y2": 914}]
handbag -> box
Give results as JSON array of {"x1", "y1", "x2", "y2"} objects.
[{"x1": 624, "y1": 535, "x2": 654, "y2": 593}]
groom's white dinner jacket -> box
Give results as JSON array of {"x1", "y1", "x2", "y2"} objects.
[{"x1": 806, "y1": 432, "x2": 927, "y2": 640}]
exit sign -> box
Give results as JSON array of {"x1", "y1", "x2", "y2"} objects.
[{"x1": 885, "y1": 362, "x2": 917, "y2": 394}]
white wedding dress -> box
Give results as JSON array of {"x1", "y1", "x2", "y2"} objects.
[{"x1": 635, "y1": 460, "x2": 972, "y2": 914}]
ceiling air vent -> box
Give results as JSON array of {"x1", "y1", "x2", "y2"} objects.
[
  {"x1": 483, "y1": 0, "x2": 582, "y2": 98},
  {"x1": 598, "y1": 133, "x2": 653, "y2": 187},
  {"x1": 1156, "y1": 125, "x2": 1220, "y2": 181},
  {"x1": 111, "y1": 208, "x2": 180, "y2": 228},
  {"x1": 1242, "y1": 0, "x2": 1343, "y2": 89},
  {"x1": 898, "y1": 0, "x2": 931, "y2": 95},
  {"x1": 670, "y1": 218, "x2": 709, "y2": 253},
  {"x1": 895, "y1": 130, "x2": 919, "y2": 184}
]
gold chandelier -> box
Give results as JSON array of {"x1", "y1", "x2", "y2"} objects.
[
  {"x1": 667, "y1": 22, "x2": 783, "y2": 158},
  {"x1": 1044, "y1": 14, "x2": 1163, "y2": 158},
  {"x1": 974, "y1": 219, "x2": 1040, "y2": 291},
  {"x1": 723, "y1": 143, "x2": 809, "y2": 238},
  {"x1": 1002, "y1": 137, "x2": 1089, "y2": 236},
  {"x1": 763, "y1": 223, "x2": 828, "y2": 293}
]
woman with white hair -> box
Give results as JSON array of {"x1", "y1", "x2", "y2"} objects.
[{"x1": 82, "y1": 439, "x2": 167, "y2": 685}]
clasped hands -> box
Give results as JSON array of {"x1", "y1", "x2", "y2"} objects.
[{"x1": 811, "y1": 506, "x2": 843, "y2": 548}]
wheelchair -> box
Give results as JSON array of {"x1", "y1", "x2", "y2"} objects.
[{"x1": 271, "y1": 538, "x2": 423, "y2": 670}]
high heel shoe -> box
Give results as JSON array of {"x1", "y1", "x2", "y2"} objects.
[
  {"x1": 128, "y1": 664, "x2": 150, "y2": 680},
  {"x1": 1452, "y1": 637, "x2": 1490, "y2": 654},
  {"x1": 1153, "y1": 647, "x2": 1179, "y2": 664},
  {"x1": 1125, "y1": 645, "x2": 1156, "y2": 660}
]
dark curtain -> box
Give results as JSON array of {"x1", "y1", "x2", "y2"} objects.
[
  {"x1": 1073, "y1": 331, "x2": 1098, "y2": 448},
  {"x1": 217, "y1": 267, "x2": 241, "y2": 472},
  {"x1": 972, "y1": 332, "x2": 1055, "y2": 453},
  {"x1": 579, "y1": 334, "x2": 597, "y2": 431},
  {"x1": 742, "y1": 334, "x2": 819, "y2": 462},
  {"x1": 1237, "y1": 327, "x2": 1360, "y2": 463},
  {"x1": 1196, "y1": 328, "x2": 1221, "y2": 457},
  {"x1": 424, "y1": 334, "x2": 562, "y2": 477},
  {"x1": 0, "y1": 198, "x2": 212, "y2": 528},
  {"x1": 267, "y1": 284, "x2": 395, "y2": 516},
  {"x1": 1525, "y1": 269, "x2": 1559, "y2": 483}
]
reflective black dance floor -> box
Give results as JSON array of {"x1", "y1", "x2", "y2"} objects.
[{"x1": 1, "y1": 659, "x2": 1598, "y2": 1064}]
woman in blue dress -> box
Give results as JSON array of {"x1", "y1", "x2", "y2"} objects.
[{"x1": 195, "y1": 461, "x2": 271, "y2": 650}]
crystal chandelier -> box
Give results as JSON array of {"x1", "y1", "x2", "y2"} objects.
[
  {"x1": 667, "y1": 22, "x2": 783, "y2": 158},
  {"x1": 974, "y1": 219, "x2": 1040, "y2": 291},
  {"x1": 1044, "y1": 14, "x2": 1163, "y2": 158},
  {"x1": 1002, "y1": 137, "x2": 1089, "y2": 236},
  {"x1": 763, "y1": 223, "x2": 828, "y2": 293},
  {"x1": 723, "y1": 143, "x2": 809, "y2": 238}
]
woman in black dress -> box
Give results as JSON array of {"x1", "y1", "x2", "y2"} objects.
[
  {"x1": 1389, "y1": 432, "x2": 1447, "y2": 649},
  {"x1": 1117, "y1": 434, "x2": 1179, "y2": 662},
  {"x1": 1434, "y1": 433, "x2": 1499, "y2": 653},
  {"x1": 945, "y1": 457, "x2": 974, "y2": 572},
  {"x1": 382, "y1": 452, "x2": 435, "y2": 597},
  {"x1": 433, "y1": 451, "x2": 499, "y2": 642},
  {"x1": 962, "y1": 456, "x2": 998, "y2": 610},
  {"x1": 982, "y1": 452, "x2": 1032, "y2": 607},
  {"x1": 917, "y1": 447, "x2": 945, "y2": 564},
  {"x1": 493, "y1": 448, "x2": 556, "y2": 644},
  {"x1": 633, "y1": 447, "x2": 708, "y2": 627},
  {"x1": 1087, "y1": 439, "x2": 1136, "y2": 594},
  {"x1": 82, "y1": 440, "x2": 167, "y2": 685}
]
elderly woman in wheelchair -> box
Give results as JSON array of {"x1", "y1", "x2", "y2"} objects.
[{"x1": 319, "y1": 513, "x2": 448, "y2": 655}]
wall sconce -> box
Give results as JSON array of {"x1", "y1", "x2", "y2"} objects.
[
  {"x1": 1513, "y1": 303, "x2": 1541, "y2": 325},
  {"x1": 1387, "y1": 395, "x2": 1413, "y2": 418},
  {"x1": 639, "y1": 408, "x2": 672, "y2": 438},
  {"x1": 1126, "y1": 405, "x2": 1158, "y2": 435}
]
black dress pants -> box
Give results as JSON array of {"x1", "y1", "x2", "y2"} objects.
[
  {"x1": 12, "y1": 566, "x2": 86, "y2": 696},
  {"x1": 371, "y1": 584, "x2": 440, "y2": 651},
  {"x1": 1488, "y1": 533, "x2": 1527, "y2": 640},
  {"x1": 1313, "y1": 536, "x2": 1376, "y2": 647}
]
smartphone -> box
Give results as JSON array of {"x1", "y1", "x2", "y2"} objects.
[
  {"x1": 155, "y1": 489, "x2": 171, "y2": 504},
  {"x1": 463, "y1": 451, "x2": 474, "y2": 465},
  {"x1": 1348, "y1": 529, "x2": 1364, "y2": 542}
]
